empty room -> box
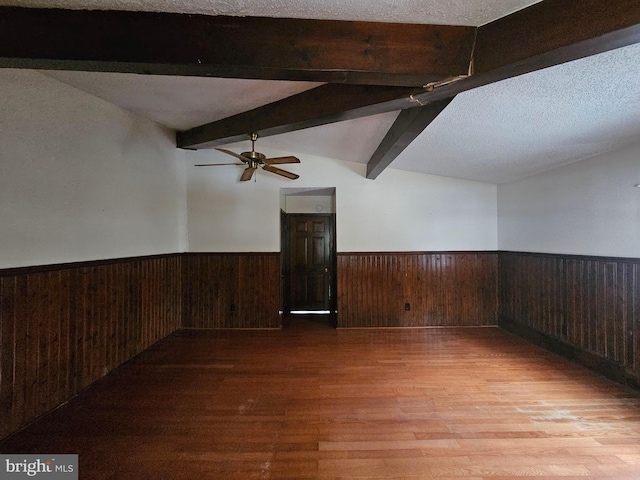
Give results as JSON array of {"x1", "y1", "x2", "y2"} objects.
[{"x1": 1, "y1": 1, "x2": 640, "y2": 478}]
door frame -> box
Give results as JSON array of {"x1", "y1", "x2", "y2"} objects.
[{"x1": 281, "y1": 212, "x2": 337, "y2": 324}]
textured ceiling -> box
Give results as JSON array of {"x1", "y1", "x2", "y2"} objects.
[
  {"x1": 0, "y1": 0, "x2": 541, "y2": 25},
  {"x1": 231, "y1": 43, "x2": 640, "y2": 184},
  {"x1": 12, "y1": 0, "x2": 640, "y2": 184},
  {"x1": 43, "y1": 72, "x2": 322, "y2": 130},
  {"x1": 390, "y1": 42, "x2": 640, "y2": 183},
  {"x1": 43, "y1": 42, "x2": 640, "y2": 184}
]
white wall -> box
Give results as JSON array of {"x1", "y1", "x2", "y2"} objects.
[
  {"x1": 284, "y1": 194, "x2": 335, "y2": 214},
  {"x1": 185, "y1": 148, "x2": 498, "y2": 252},
  {"x1": 498, "y1": 140, "x2": 640, "y2": 257},
  {"x1": 0, "y1": 70, "x2": 183, "y2": 268}
]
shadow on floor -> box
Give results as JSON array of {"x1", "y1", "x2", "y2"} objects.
[{"x1": 282, "y1": 313, "x2": 335, "y2": 329}]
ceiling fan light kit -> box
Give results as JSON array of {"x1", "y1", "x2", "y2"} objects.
[{"x1": 195, "y1": 133, "x2": 300, "y2": 182}]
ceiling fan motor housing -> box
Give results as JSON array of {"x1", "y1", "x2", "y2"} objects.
[{"x1": 241, "y1": 151, "x2": 267, "y2": 162}]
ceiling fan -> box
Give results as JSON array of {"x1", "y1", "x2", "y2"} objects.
[{"x1": 195, "y1": 133, "x2": 300, "y2": 181}]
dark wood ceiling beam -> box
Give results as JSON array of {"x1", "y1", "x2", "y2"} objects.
[
  {"x1": 474, "y1": 0, "x2": 640, "y2": 79},
  {"x1": 180, "y1": 0, "x2": 640, "y2": 151},
  {"x1": 0, "y1": 7, "x2": 476, "y2": 86},
  {"x1": 365, "y1": 98, "x2": 454, "y2": 180},
  {"x1": 176, "y1": 84, "x2": 426, "y2": 149}
]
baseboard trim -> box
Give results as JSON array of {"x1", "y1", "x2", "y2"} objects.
[
  {"x1": 337, "y1": 325, "x2": 498, "y2": 330},
  {"x1": 180, "y1": 327, "x2": 282, "y2": 331}
]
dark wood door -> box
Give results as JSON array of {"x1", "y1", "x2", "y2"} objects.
[{"x1": 287, "y1": 215, "x2": 333, "y2": 311}]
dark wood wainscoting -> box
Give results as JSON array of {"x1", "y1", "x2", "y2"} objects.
[
  {"x1": 0, "y1": 255, "x2": 182, "y2": 439},
  {"x1": 7, "y1": 249, "x2": 638, "y2": 440},
  {"x1": 182, "y1": 253, "x2": 281, "y2": 329},
  {"x1": 499, "y1": 251, "x2": 640, "y2": 386},
  {"x1": 337, "y1": 252, "x2": 498, "y2": 328}
]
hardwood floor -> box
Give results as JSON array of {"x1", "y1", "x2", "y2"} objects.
[{"x1": 2, "y1": 323, "x2": 640, "y2": 479}]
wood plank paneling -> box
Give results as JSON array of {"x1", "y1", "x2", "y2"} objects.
[
  {"x1": 499, "y1": 251, "x2": 640, "y2": 386},
  {"x1": 337, "y1": 252, "x2": 498, "y2": 328},
  {"x1": 182, "y1": 253, "x2": 281, "y2": 329},
  {"x1": 0, "y1": 255, "x2": 181, "y2": 440},
  {"x1": 8, "y1": 248, "x2": 638, "y2": 441}
]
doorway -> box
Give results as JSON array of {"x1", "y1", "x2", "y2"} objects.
[{"x1": 280, "y1": 188, "x2": 337, "y2": 327}]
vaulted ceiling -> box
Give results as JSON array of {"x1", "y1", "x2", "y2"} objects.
[{"x1": 1, "y1": 0, "x2": 639, "y2": 183}]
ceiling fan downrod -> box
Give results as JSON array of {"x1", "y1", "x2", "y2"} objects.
[{"x1": 242, "y1": 133, "x2": 266, "y2": 161}]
